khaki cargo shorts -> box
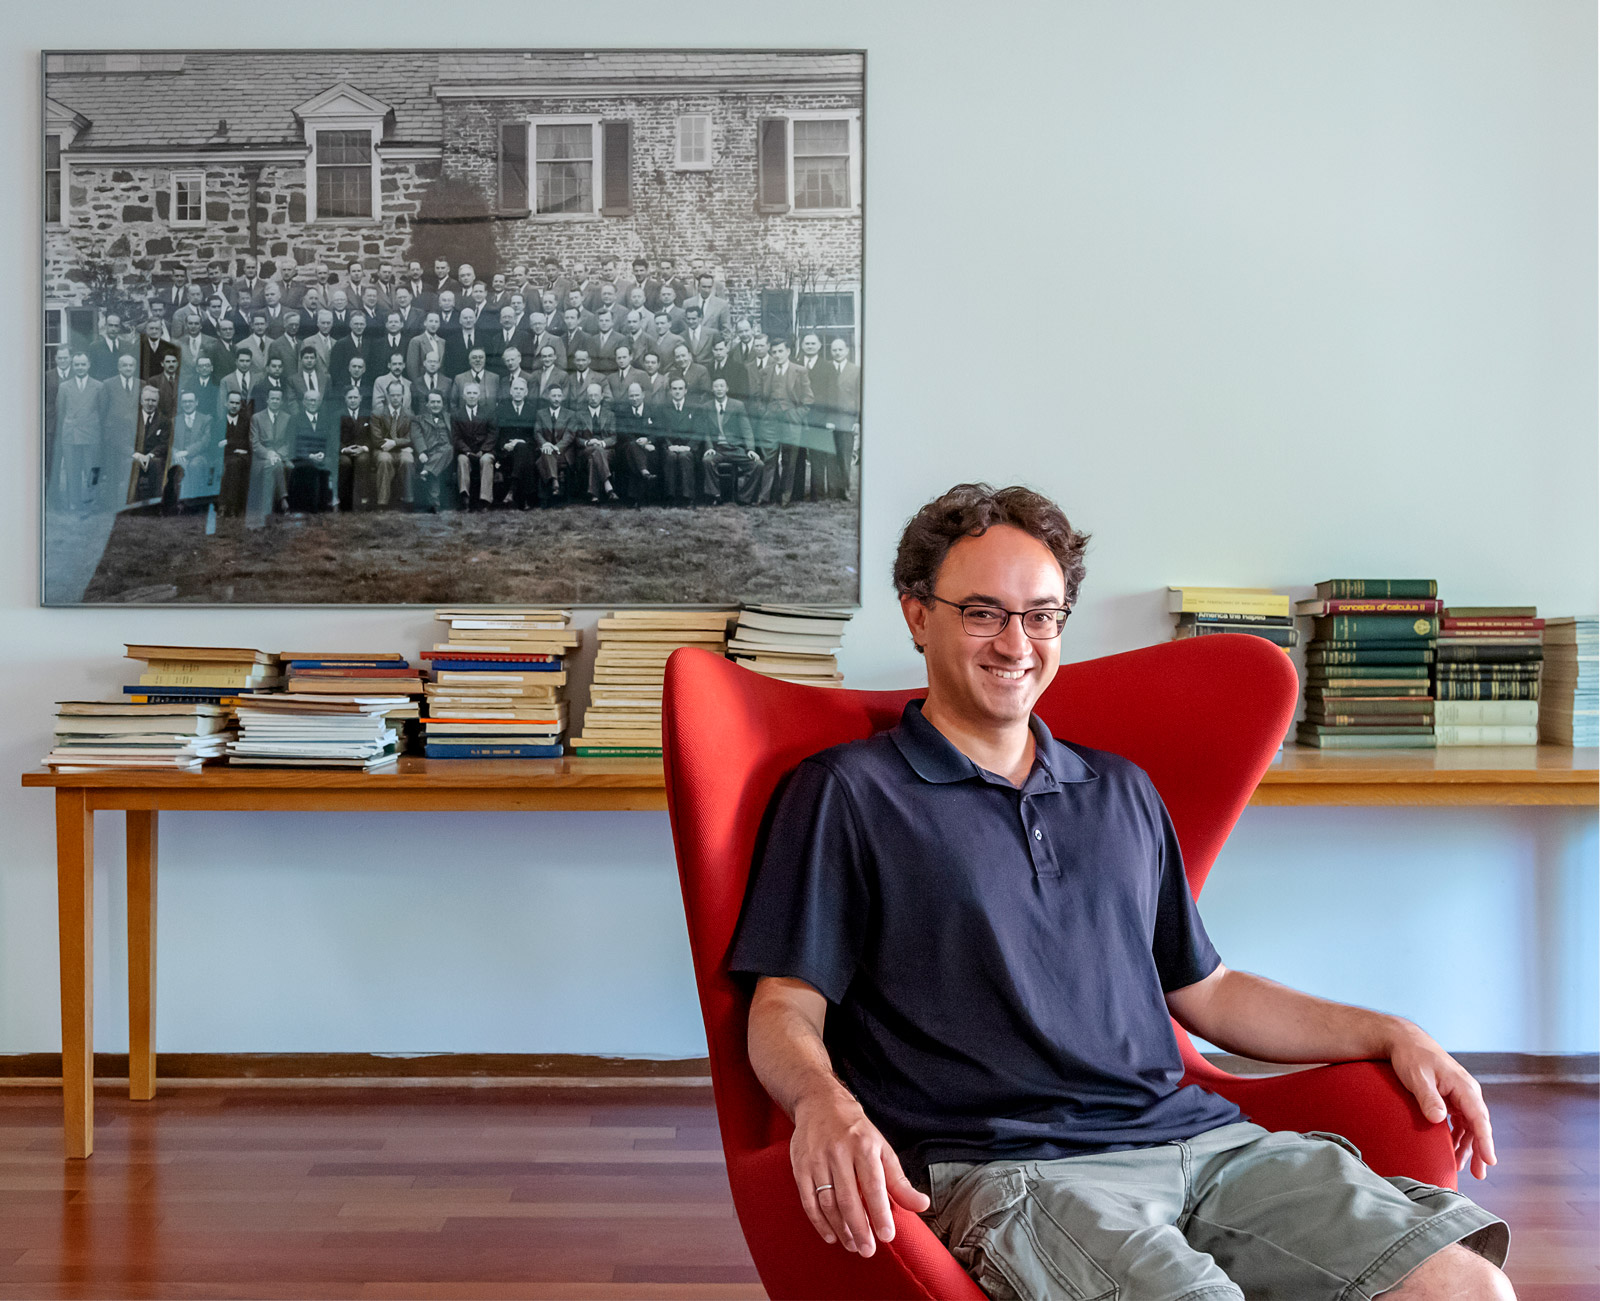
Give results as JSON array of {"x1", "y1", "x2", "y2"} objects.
[{"x1": 921, "y1": 1122, "x2": 1508, "y2": 1300}]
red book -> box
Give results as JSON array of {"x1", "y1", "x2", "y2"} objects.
[
  {"x1": 289, "y1": 667, "x2": 422, "y2": 677},
  {"x1": 419, "y1": 650, "x2": 560, "y2": 662},
  {"x1": 1439, "y1": 618, "x2": 1545, "y2": 631},
  {"x1": 1296, "y1": 598, "x2": 1443, "y2": 615}
]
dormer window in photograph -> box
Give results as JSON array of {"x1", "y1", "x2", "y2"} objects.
[{"x1": 295, "y1": 84, "x2": 392, "y2": 224}]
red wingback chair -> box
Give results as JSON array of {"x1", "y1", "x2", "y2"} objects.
[{"x1": 662, "y1": 634, "x2": 1456, "y2": 1301}]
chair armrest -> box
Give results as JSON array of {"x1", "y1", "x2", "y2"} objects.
[
  {"x1": 728, "y1": 1140, "x2": 985, "y2": 1301},
  {"x1": 1183, "y1": 1059, "x2": 1459, "y2": 1189}
]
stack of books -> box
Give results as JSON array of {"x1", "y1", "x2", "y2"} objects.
[
  {"x1": 1540, "y1": 617, "x2": 1599, "y2": 747},
  {"x1": 1166, "y1": 588, "x2": 1297, "y2": 651},
  {"x1": 282, "y1": 652, "x2": 425, "y2": 751},
  {"x1": 123, "y1": 644, "x2": 281, "y2": 708},
  {"x1": 44, "y1": 700, "x2": 233, "y2": 771},
  {"x1": 1434, "y1": 608, "x2": 1545, "y2": 746},
  {"x1": 572, "y1": 611, "x2": 734, "y2": 757},
  {"x1": 420, "y1": 609, "x2": 576, "y2": 759},
  {"x1": 226, "y1": 695, "x2": 405, "y2": 768},
  {"x1": 1295, "y1": 581, "x2": 1439, "y2": 748},
  {"x1": 728, "y1": 605, "x2": 852, "y2": 685}
]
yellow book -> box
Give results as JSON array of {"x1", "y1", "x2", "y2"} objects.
[{"x1": 1166, "y1": 587, "x2": 1291, "y2": 616}]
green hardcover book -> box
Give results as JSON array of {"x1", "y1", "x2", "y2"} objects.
[
  {"x1": 1305, "y1": 665, "x2": 1431, "y2": 680},
  {"x1": 1435, "y1": 644, "x2": 1543, "y2": 663},
  {"x1": 1304, "y1": 699, "x2": 1435, "y2": 716},
  {"x1": 1432, "y1": 700, "x2": 1540, "y2": 726},
  {"x1": 1435, "y1": 680, "x2": 1541, "y2": 701},
  {"x1": 1305, "y1": 649, "x2": 1435, "y2": 666},
  {"x1": 1305, "y1": 713, "x2": 1435, "y2": 727},
  {"x1": 1308, "y1": 639, "x2": 1440, "y2": 651},
  {"x1": 1435, "y1": 663, "x2": 1542, "y2": 676},
  {"x1": 1295, "y1": 728, "x2": 1438, "y2": 748},
  {"x1": 1315, "y1": 580, "x2": 1439, "y2": 599},
  {"x1": 1298, "y1": 724, "x2": 1435, "y2": 736},
  {"x1": 1313, "y1": 615, "x2": 1438, "y2": 641},
  {"x1": 571, "y1": 746, "x2": 664, "y2": 758},
  {"x1": 1307, "y1": 686, "x2": 1432, "y2": 698}
]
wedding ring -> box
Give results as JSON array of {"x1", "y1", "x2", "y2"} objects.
[{"x1": 814, "y1": 1183, "x2": 834, "y2": 1194}]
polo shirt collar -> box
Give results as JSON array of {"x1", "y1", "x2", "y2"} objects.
[{"x1": 891, "y1": 698, "x2": 1097, "y2": 789}]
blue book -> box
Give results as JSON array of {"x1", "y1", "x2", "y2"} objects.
[
  {"x1": 123, "y1": 685, "x2": 270, "y2": 697},
  {"x1": 425, "y1": 743, "x2": 564, "y2": 759},
  {"x1": 285, "y1": 659, "x2": 411, "y2": 670},
  {"x1": 428, "y1": 660, "x2": 561, "y2": 672}
]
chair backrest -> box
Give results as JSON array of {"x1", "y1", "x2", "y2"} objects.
[{"x1": 661, "y1": 633, "x2": 1299, "y2": 1155}]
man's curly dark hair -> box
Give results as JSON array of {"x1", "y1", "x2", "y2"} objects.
[{"x1": 892, "y1": 485, "x2": 1090, "y2": 649}]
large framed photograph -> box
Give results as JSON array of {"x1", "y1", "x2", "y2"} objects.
[{"x1": 41, "y1": 50, "x2": 864, "y2": 607}]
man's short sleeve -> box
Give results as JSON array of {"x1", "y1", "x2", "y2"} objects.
[
  {"x1": 727, "y1": 758, "x2": 870, "y2": 1005},
  {"x1": 1147, "y1": 785, "x2": 1223, "y2": 992}
]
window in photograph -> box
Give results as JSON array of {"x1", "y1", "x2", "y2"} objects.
[
  {"x1": 535, "y1": 121, "x2": 595, "y2": 215},
  {"x1": 797, "y1": 289, "x2": 858, "y2": 360},
  {"x1": 45, "y1": 134, "x2": 62, "y2": 225},
  {"x1": 676, "y1": 114, "x2": 711, "y2": 170},
  {"x1": 316, "y1": 130, "x2": 373, "y2": 219},
  {"x1": 171, "y1": 172, "x2": 205, "y2": 226},
  {"x1": 498, "y1": 122, "x2": 529, "y2": 213},
  {"x1": 792, "y1": 118, "x2": 851, "y2": 211}
]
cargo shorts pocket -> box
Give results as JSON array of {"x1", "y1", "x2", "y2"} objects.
[
  {"x1": 1301, "y1": 1130, "x2": 1365, "y2": 1162},
  {"x1": 951, "y1": 1168, "x2": 1117, "y2": 1301}
]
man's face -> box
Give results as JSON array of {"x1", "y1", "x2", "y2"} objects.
[
  {"x1": 283, "y1": 315, "x2": 300, "y2": 336},
  {"x1": 350, "y1": 315, "x2": 366, "y2": 336},
  {"x1": 196, "y1": 357, "x2": 214, "y2": 381},
  {"x1": 540, "y1": 347, "x2": 556, "y2": 370},
  {"x1": 658, "y1": 286, "x2": 677, "y2": 308},
  {"x1": 753, "y1": 337, "x2": 769, "y2": 359},
  {"x1": 831, "y1": 339, "x2": 849, "y2": 363},
  {"x1": 71, "y1": 354, "x2": 89, "y2": 378},
  {"x1": 434, "y1": 259, "x2": 450, "y2": 280},
  {"x1": 104, "y1": 315, "x2": 121, "y2": 337},
  {"x1": 773, "y1": 342, "x2": 790, "y2": 365},
  {"x1": 902, "y1": 525, "x2": 1066, "y2": 730},
  {"x1": 208, "y1": 296, "x2": 226, "y2": 317},
  {"x1": 713, "y1": 341, "x2": 729, "y2": 363},
  {"x1": 468, "y1": 348, "x2": 486, "y2": 371},
  {"x1": 492, "y1": 274, "x2": 506, "y2": 294},
  {"x1": 500, "y1": 308, "x2": 516, "y2": 331},
  {"x1": 180, "y1": 392, "x2": 197, "y2": 415},
  {"x1": 387, "y1": 313, "x2": 404, "y2": 335},
  {"x1": 615, "y1": 348, "x2": 632, "y2": 371},
  {"x1": 510, "y1": 294, "x2": 526, "y2": 316},
  {"x1": 712, "y1": 378, "x2": 728, "y2": 402},
  {"x1": 144, "y1": 319, "x2": 164, "y2": 341},
  {"x1": 586, "y1": 384, "x2": 603, "y2": 407},
  {"x1": 597, "y1": 310, "x2": 614, "y2": 333},
  {"x1": 304, "y1": 394, "x2": 321, "y2": 415},
  {"x1": 801, "y1": 334, "x2": 821, "y2": 358},
  {"x1": 699, "y1": 274, "x2": 715, "y2": 297},
  {"x1": 627, "y1": 289, "x2": 646, "y2": 310},
  {"x1": 227, "y1": 392, "x2": 243, "y2": 415},
  {"x1": 302, "y1": 352, "x2": 319, "y2": 372},
  {"x1": 438, "y1": 291, "x2": 457, "y2": 315},
  {"x1": 162, "y1": 355, "x2": 179, "y2": 378},
  {"x1": 235, "y1": 351, "x2": 252, "y2": 373},
  {"x1": 266, "y1": 389, "x2": 282, "y2": 411},
  {"x1": 302, "y1": 288, "x2": 322, "y2": 311},
  {"x1": 264, "y1": 283, "x2": 281, "y2": 306},
  {"x1": 424, "y1": 312, "x2": 441, "y2": 335},
  {"x1": 362, "y1": 287, "x2": 380, "y2": 309},
  {"x1": 540, "y1": 292, "x2": 558, "y2": 315},
  {"x1": 510, "y1": 380, "x2": 528, "y2": 403},
  {"x1": 685, "y1": 309, "x2": 703, "y2": 332},
  {"x1": 673, "y1": 346, "x2": 691, "y2": 369},
  {"x1": 573, "y1": 350, "x2": 590, "y2": 372},
  {"x1": 218, "y1": 320, "x2": 236, "y2": 343},
  {"x1": 55, "y1": 346, "x2": 71, "y2": 372},
  {"x1": 458, "y1": 264, "x2": 475, "y2": 288},
  {"x1": 331, "y1": 290, "x2": 349, "y2": 312},
  {"x1": 348, "y1": 358, "x2": 366, "y2": 380},
  {"x1": 545, "y1": 386, "x2": 561, "y2": 407},
  {"x1": 347, "y1": 390, "x2": 362, "y2": 411},
  {"x1": 423, "y1": 355, "x2": 441, "y2": 376},
  {"x1": 627, "y1": 382, "x2": 643, "y2": 405},
  {"x1": 396, "y1": 287, "x2": 413, "y2": 310},
  {"x1": 426, "y1": 392, "x2": 444, "y2": 416},
  {"x1": 460, "y1": 308, "x2": 477, "y2": 332},
  {"x1": 317, "y1": 311, "x2": 334, "y2": 334},
  {"x1": 470, "y1": 283, "x2": 488, "y2": 307},
  {"x1": 653, "y1": 314, "x2": 672, "y2": 337},
  {"x1": 251, "y1": 315, "x2": 268, "y2": 337},
  {"x1": 118, "y1": 354, "x2": 137, "y2": 379},
  {"x1": 502, "y1": 347, "x2": 522, "y2": 374},
  {"x1": 642, "y1": 354, "x2": 660, "y2": 375},
  {"x1": 388, "y1": 354, "x2": 406, "y2": 377},
  {"x1": 563, "y1": 309, "x2": 580, "y2": 333},
  {"x1": 266, "y1": 358, "x2": 283, "y2": 379},
  {"x1": 669, "y1": 379, "x2": 686, "y2": 402},
  {"x1": 141, "y1": 391, "x2": 158, "y2": 415},
  {"x1": 184, "y1": 316, "x2": 203, "y2": 337}
]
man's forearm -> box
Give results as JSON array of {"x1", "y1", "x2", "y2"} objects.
[
  {"x1": 1179, "y1": 968, "x2": 1411, "y2": 1065},
  {"x1": 747, "y1": 992, "x2": 855, "y2": 1121}
]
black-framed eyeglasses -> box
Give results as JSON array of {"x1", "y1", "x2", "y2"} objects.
[{"x1": 929, "y1": 596, "x2": 1072, "y2": 640}]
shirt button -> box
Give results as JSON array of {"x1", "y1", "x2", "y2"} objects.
[{"x1": 1033, "y1": 829, "x2": 1042, "y2": 840}]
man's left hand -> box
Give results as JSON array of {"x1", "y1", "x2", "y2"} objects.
[{"x1": 1387, "y1": 1022, "x2": 1497, "y2": 1179}]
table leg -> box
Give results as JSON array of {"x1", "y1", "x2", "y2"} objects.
[
  {"x1": 127, "y1": 810, "x2": 157, "y2": 1102},
  {"x1": 55, "y1": 789, "x2": 94, "y2": 1159}
]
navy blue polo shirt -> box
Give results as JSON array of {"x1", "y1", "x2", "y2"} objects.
[{"x1": 729, "y1": 699, "x2": 1243, "y2": 1181}]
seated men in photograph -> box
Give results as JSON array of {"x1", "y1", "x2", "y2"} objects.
[
  {"x1": 338, "y1": 385, "x2": 377, "y2": 512},
  {"x1": 452, "y1": 381, "x2": 498, "y2": 512},
  {"x1": 284, "y1": 390, "x2": 334, "y2": 513},
  {"x1": 127, "y1": 384, "x2": 171, "y2": 508},
  {"x1": 730, "y1": 484, "x2": 1513, "y2": 1301},
  {"x1": 370, "y1": 379, "x2": 415, "y2": 510},
  {"x1": 572, "y1": 382, "x2": 620, "y2": 504},
  {"x1": 654, "y1": 376, "x2": 699, "y2": 507},
  {"x1": 494, "y1": 376, "x2": 541, "y2": 510},
  {"x1": 339, "y1": 357, "x2": 372, "y2": 420},
  {"x1": 376, "y1": 312, "x2": 412, "y2": 379},
  {"x1": 613, "y1": 381, "x2": 658, "y2": 506},
  {"x1": 217, "y1": 388, "x2": 252, "y2": 519},
  {"x1": 410, "y1": 388, "x2": 453, "y2": 513},
  {"x1": 532, "y1": 383, "x2": 577, "y2": 504},
  {"x1": 699, "y1": 376, "x2": 760, "y2": 506},
  {"x1": 707, "y1": 338, "x2": 748, "y2": 403},
  {"x1": 164, "y1": 388, "x2": 218, "y2": 512},
  {"x1": 247, "y1": 386, "x2": 293, "y2": 516},
  {"x1": 182, "y1": 354, "x2": 224, "y2": 425}
]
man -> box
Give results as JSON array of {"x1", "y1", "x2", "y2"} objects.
[
  {"x1": 561, "y1": 288, "x2": 598, "y2": 337},
  {"x1": 559, "y1": 306, "x2": 592, "y2": 363},
  {"x1": 247, "y1": 386, "x2": 293, "y2": 515},
  {"x1": 370, "y1": 379, "x2": 415, "y2": 509},
  {"x1": 445, "y1": 306, "x2": 481, "y2": 378},
  {"x1": 668, "y1": 343, "x2": 710, "y2": 399},
  {"x1": 226, "y1": 254, "x2": 265, "y2": 313},
  {"x1": 87, "y1": 311, "x2": 131, "y2": 380},
  {"x1": 680, "y1": 306, "x2": 717, "y2": 367},
  {"x1": 337, "y1": 385, "x2": 377, "y2": 512},
  {"x1": 533, "y1": 346, "x2": 566, "y2": 408},
  {"x1": 567, "y1": 350, "x2": 602, "y2": 409},
  {"x1": 654, "y1": 283, "x2": 687, "y2": 335},
  {"x1": 699, "y1": 376, "x2": 759, "y2": 505},
  {"x1": 250, "y1": 356, "x2": 290, "y2": 417},
  {"x1": 127, "y1": 383, "x2": 171, "y2": 506},
  {"x1": 330, "y1": 313, "x2": 376, "y2": 391},
  {"x1": 621, "y1": 303, "x2": 652, "y2": 360},
  {"x1": 238, "y1": 312, "x2": 273, "y2": 376},
  {"x1": 452, "y1": 381, "x2": 498, "y2": 511},
  {"x1": 404, "y1": 260, "x2": 433, "y2": 311},
  {"x1": 154, "y1": 351, "x2": 183, "y2": 423},
  {"x1": 169, "y1": 282, "x2": 208, "y2": 337},
  {"x1": 406, "y1": 311, "x2": 448, "y2": 381},
  {"x1": 181, "y1": 354, "x2": 224, "y2": 425},
  {"x1": 730, "y1": 485, "x2": 1514, "y2": 1300},
  {"x1": 266, "y1": 310, "x2": 307, "y2": 378},
  {"x1": 533, "y1": 383, "x2": 578, "y2": 502},
  {"x1": 55, "y1": 352, "x2": 103, "y2": 511},
  {"x1": 44, "y1": 344, "x2": 73, "y2": 496},
  {"x1": 613, "y1": 380, "x2": 657, "y2": 505},
  {"x1": 605, "y1": 345, "x2": 647, "y2": 409},
  {"x1": 176, "y1": 311, "x2": 219, "y2": 377},
  {"x1": 488, "y1": 306, "x2": 522, "y2": 377},
  {"x1": 707, "y1": 338, "x2": 748, "y2": 402},
  {"x1": 198, "y1": 293, "x2": 231, "y2": 339},
  {"x1": 259, "y1": 280, "x2": 291, "y2": 338},
  {"x1": 325, "y1": 288, "x2": 354, "y2": 339},
  {"x1": 285, "y1": 390, "x2": 334, "y2": 512},
  {"x1": 377, "y1": 312, "x2": 412, "y2": 378},
  {"x1": 217, "y1": 388, "x2": 252, "y2": 518},
  {"x1": 498, "y1": 345, "x2": 526, "y2": 391},
  {"x1": 763, "y1": 338, "x2": 814, "y2": 507},
  {"x1": 649, "y1": 312, "x2": 686, "y2": 371},
  {"x1": 165, "y1": 388, "x2": 217, "y2": 511},
  {"x1": 588, "y1": 309, "x2": 624, "y2": 374},
  {"x1": 684, "y1": 272, "x2": 733, "y2": 341},
  {"x1": 392, "y1": 285, "x2": 426, "y2": 337},
  {"x1": 413, "y1": 352, "x2": 454, "y2": 415},
  {"x1": 98, "y1": 352, "x2": 144, "y2": 503},
  {"x1": 222, "y1": 347, "x2": 259, "y2": 416},
  {"x1": 410, "y1": 388, "x2": 453, "y2": 512},
  {"x1": 435, "y1": 289, "x2": 460, "y2": 333},
  {"x1": 355, "y1": 283, "x2": 387, "y2": 336},
  {"x1": 639, "y1": 350, "x2": 669, "y2": 401},
  {"x1": 287, "y1": 344, "x2": 329, "y2": 414},
  {"x1": 306, "y1": 310, "x2": 339, "y2": 372},
  {"x1": 572, "y1": 382, "x2": 620, "y2": 503},
  {"x1": 820, "y1": 337, "x2": 862, "y2": 502},
  {"x1": 139, "y1": 315, "x2": 181, "y2": 384},
  {"x1": 454, "y1": 347, "x2": 499, "y2": 414},
  {"x1": 654, "y1": 376, "x2": 699, "y2": 506},
  {"x1": 372, "y1": 350, "x2": 413, "y2": 414},
  {"x1": 159, "y1": 267, "x2": 191, "y2": 317},
  {"x1": 495, "y1": 376, "x2": 542, "y2": 509},
  {"x1": 524, "y1": 311, "x2": 566, "y2": 373},
  {"x1": 431, "y1": 258, "x2": 460, "y2": 303}
]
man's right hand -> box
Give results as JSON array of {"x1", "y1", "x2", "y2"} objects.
[{"x1": 790, "y1": 1087, "x2": 929, "y2": 1257}]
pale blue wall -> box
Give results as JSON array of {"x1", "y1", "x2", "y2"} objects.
[{"x1": 1, "y1": 0, "x2": 1594, "y2": 1058}]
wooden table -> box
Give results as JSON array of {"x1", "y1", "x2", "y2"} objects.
[{"x1": 19, "y1": 748, "x2": 1597, "y2": 1158}]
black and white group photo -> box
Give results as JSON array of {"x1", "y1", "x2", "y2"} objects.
[{"x1": 41, "y1": 50, "x2": 864, "y2": 605}]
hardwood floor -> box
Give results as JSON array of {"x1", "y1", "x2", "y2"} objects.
[{"x1": 0, "y1": 1081, "x2": 1589, "y2": 1299}]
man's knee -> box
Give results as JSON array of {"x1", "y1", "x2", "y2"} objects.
[{"x1": 1380, "y1": 1243, "x2": 1515, "y2": 1300}]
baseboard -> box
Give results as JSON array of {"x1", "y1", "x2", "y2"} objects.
[
  {"x1": 0, "y1": 1052, "x2": 712, "y2": 1086},
  {"x1": 0, "y1": 1051, "x2": 1591, "y2": 1087},
  {"x1": 1204, "y1": 1052, "x2": 1599, "y2": 1085}
]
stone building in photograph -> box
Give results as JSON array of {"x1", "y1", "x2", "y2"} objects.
[{"x1": 43, "y1": 49, "x2": 864, "y2": 357}]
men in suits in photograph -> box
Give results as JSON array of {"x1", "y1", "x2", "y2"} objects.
[
  {"x1": 605, "y1": 346, "x2": 647, "y2": 409},
  {"x1": 258, "y1": 281, "x2": 292, "y2": 338},
  {"x1": 287, "y1": 345, "x2": 330, "y2": 413},
  {"x1": 324, "y1": 288, "x2": 354, "y2": 339},
  {"x1": 796, "y1": 331, "x2": 829, "y2": 501},
  {"x1": 403, "y1": 261, "x2": 432, "y2": 312},
  {"x1": 55, "y1": 353, "x2": 103, "y2": 511},
  {"x1": 668, "y1": 344, "x2": 710, "y2": 399},
  {"x1": 158, "y1": 268, "x2": 191, "y2": 317},
  {"x1": 684, "y1": 273, "x2": 733, "y2": 342},
  {"x1": 487, "y1": 306, "x2": 523, "y2": 377},
  {"x1": 819, "y1": 336, "x2": 862, "y2": 501},
  {"x1": 238, "y1": 313, "x2": 273, "y2": 377},
  {"x1": 434, "y1": 290, "x2": 460, "y2": 333},
  {"x1": 452, "y1": 381, "x2": 498, "y2": 510},
  {"x1": 44, "y1": 345, "x2": 72, "y2": 497},
  {"x1": 572, "y1": 382, "x2": 619, "y2": 503},
  {"x1": 524, "y1": 313, "x2": 566, "y2": 373},
  {"x1": 532, "y1": 383, "x2": 577, "y2": 503},
  {"x1": 337, "y1": 385, "x2": 377, "y2": 512},
  {"x1": 99, "y1": 351, "x2": 144, "y2": 489},
  {"x1": 406, "y1": 312, "x2": 448, "y2": 381},
  {"x1": 649, "y1": 313, "x2": 686, "y2": 371},
  {"x1": 566, "y1": 351, "x2": 602, "y2": 410},
  {"x1": 221, "y1": 348, "x2": 259, "y2": 416},
  {"x1": 286, "y1": 390, "x2": 335, "y2": 513},
  {"x1": 431, "y1": 258, "x2": 460, "y2": 304},
  {"x1": 181, "y1": 355, "x2": 224, "y2": 425},
  {"x1": 412, "y1": 353, "x2": 454, "y2": 416},
  {"x1": 370, "y1": 379, "x2": 415, "y2": 509},
  {"x1": 128, "y1": 384, "x2": 171, "y2": 506},
  {"x1": 250, "y1": 356, "x2": 290, "y2": 417},
  {"x1": 410, "y1": 387, "x2": 453, "y2": 511},
  {"x1": 330, "y1": 313, "x2": 376, "y2": 391},
  {"x1": 370, "y1": 352, "x2": 413, "y2": 420},
  {"x1": 355, "y1": 284, "x2": 387, "y2": 336},
  {"x1": 266, "y1": 312, "x2": 308, "y2": 379},
  {"x1": 153, "y1": 351, "x2": 183, "y2": 423},
  {"x1": 655, "y1": 376, "x2": 700, "y2": 506},
  {"x1": 560, "y1": 295, "x2": 598, "y2": 339},
  {"x1": 498, "y1": 346, "x2": 526, "y2": 390},
  {"x1": 707, "y1": 338, "x2": 749, "y2": 403},
  {"x1": 87, "y1": 312, "x2": 131, "y2": 380},
  {"x1": 494, "y1": 376, "x2": 541, "y2": 509},
  {"x1": 533, "y1": 347, "x2": 566, "y2": 408},
  {"x1": 653, "y1": 284, "x2": 688, "y2": 336},
  {"x1": 376, "y1": 313, "x2": 412, "y2": 376},
  {"x1": 338, "y1": 357, "x2": 373, "y2": 420},
  {"x1": 213, "y1": 318, "x2": 241, "y2": 370},
  {"x1": 454, "y1": 348, "x2": 499, "y2": 414},
  {"x1": 391, "y1": 287, "x2": 426, "y2": 337},
  {"x1": 139, "y1": 316, "x2": 181, "y2": 384},
  {"x1": 199, "y1": 294, "x2": 232, "y2": 339},
  {"x1": 306, "y1": 311, "x2": 338, "y2": 373},
  {"x1": 639, "y1": 351, "x2": 669, "y2": 402},
  {"x1": 249, "y1": 385, "x2": 295, "y2": 515},
  {"x1": 680, "y1": 307, "x2": 717, "y2": 368},
  {"x1": 444, "y1": 307, "x2": 482, "y2": 378},
  {"x1": 614, "y1": 381, "x2": 658, "y2": 505},
  {"x1": 168, "y1": 282, "x2": 208, "y2": 337},
  {"x1": 218, "y1": 388, "x2": 252, "y2": 518},
  {"x1": 165, "y1": 388, "x2": 218, "y2": 511},
  {"x1": 587, "y1": 310, "x2": 624, "y2": 374},
  {"x1": 225, "y1": 255, "x2": 265, "y2": 314},
  {"x1": 175, "y1": 312, "x2": 222, "y2": 377},
  {"x1": 763, "y1": 338, "x2": 814, "y2": 507},
  {"x1": 700, "y1": 376, "x2": 761, "y2": 505}
]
